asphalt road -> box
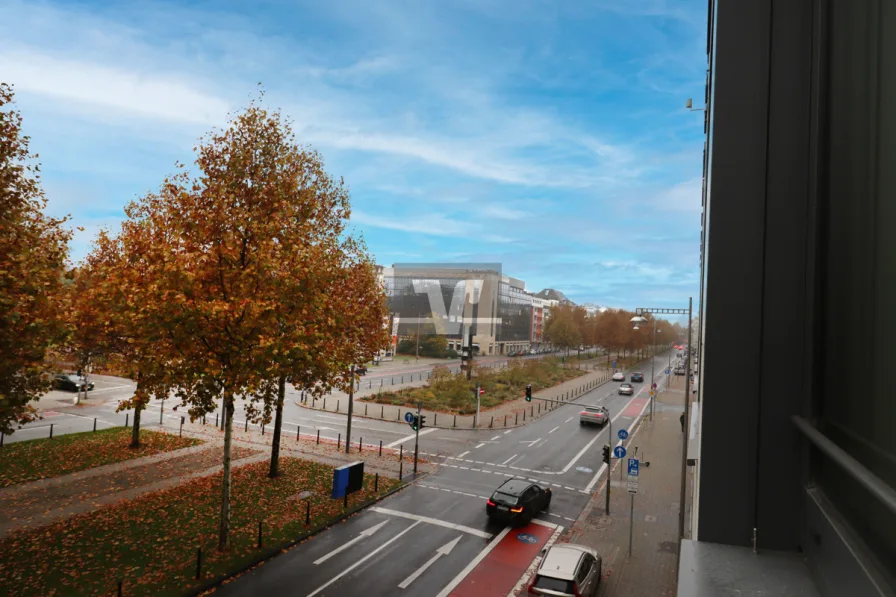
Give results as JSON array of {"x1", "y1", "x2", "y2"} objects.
[{"x1": 213, "y1": 352, "x2": 674, "y2": 597}]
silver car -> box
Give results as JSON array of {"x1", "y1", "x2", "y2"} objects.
[
  {"x1": 528, "y1": 544, "x2": 602, "y2": 596},
  {"x1": 579, "y1": 406, "x2": 609, "y2": 427}
]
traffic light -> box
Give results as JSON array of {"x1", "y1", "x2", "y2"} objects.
[
  {"x1": 408, "y1": 415, "x2": 419, "y2": 431},
  {"x1": 602, "y1": 445, "x2": 610, "y2": 464},
  {"x1": 525, "y1": 384, "x2": 532, "y2": 402},
  {"x1": 419, "y1": 415, "x2": 426, "y2": 429}
]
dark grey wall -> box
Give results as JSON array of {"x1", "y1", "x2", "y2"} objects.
[{"x1": 699, "y1": 0, "x2": 815, "y2": 550}]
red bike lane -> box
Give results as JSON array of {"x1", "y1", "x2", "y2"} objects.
[{"x1": 445, "y1": 521, "x2": 558, "y2": 597}]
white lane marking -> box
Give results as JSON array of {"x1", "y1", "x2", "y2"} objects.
[
  {"x1": 86, "y1": 385, "x2": 133, "y2": 394},
  {"x1": 474, "y1": 461, "x2": 485, "y2": 464},
  {"x1": 313, "y1": 520, "x2": 388, "y2": 565},
  {"x1": 475, "y1": 443, "x2": 485, "y2": 449},
  {"x1": 548, "y1": 426, "x2": 559, "y2": 434},
  {"x1": 528, "y1": 518, "x2": 559, "y2": 529},
  {"x1": 501, "y1": 454, "x2": 518, "y2": 466},
  {"x1": 384, "y1": 427, "x2": 436, "y2": 448},
  {"x1": 305, "y1": 521, "x2": 422, "y2": 597},
  {"x1": 370, "y1": 507, "x2": 493, "y2": 539},
  {"x1": 457, "y1": 451, "x2": 470, "y2": 458},
  {"x1": 504, "y1": 430, "x2": 512, "y2": 434},
  {"x1": 471, "y1": 468, "x2": 481, "y2": 472},
  {"x1": 398, "y1": 536, "x2": 463, "y2": 589},
  {"x1": 490, "y1": 435, "x2": 501, "y2": 441},
  {"x1": 519, "y1": 439, "x2": 541, "y2": 447},
  {"x1": 460, "y1": 466, "x2": 469, "y2": 470},
  {"x1": 565, "y1": 417, "x2": 573, "y2": 423},
  {"x1": 434, "y1": 526, "x2": 512, "y2": 597}
]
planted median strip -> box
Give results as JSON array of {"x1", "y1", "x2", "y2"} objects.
[
  {"x1": 0, "y1": 427, "x2": 201, "y2": 488},
  {"x1": 360, "y1": 357, "x2": 589, "y2": 414},
  {"x1": 0, "y1": 456, "x2": 401, "y2": 597}
]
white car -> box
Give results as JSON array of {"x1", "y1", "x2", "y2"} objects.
[{"x1": 612, "y1": 371, "x2": 625, "y2": 382}]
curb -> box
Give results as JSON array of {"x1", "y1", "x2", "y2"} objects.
[{"x1": 187, "y1": 473, "x2": 427, "y2": 597}]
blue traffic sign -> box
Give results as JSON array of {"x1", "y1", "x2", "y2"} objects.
[
  {"x1": 404, "y1": 412, "x2": 415, "y2": 424},
  {"x1": 627, "y1": 458, "x2": 640, "y2": 477},
  {"x1": 613, "y1": 445, "x2": 627, "y2": 459},
  {"x1": 612, "y1": 360, "x2": 617, "y2": 369},
  {"x1": 665, "y1": 368, "x2": 671, "y2": 375},
  {"x1": 617, "y1": 429, "x2": 629, "y2": 440}
]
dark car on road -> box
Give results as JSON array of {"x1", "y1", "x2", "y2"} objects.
[
  {"x1": 630, "y1": 372, "x2": 644, "y2": 383},
  {"x1": 53, "y1": 374, "x2": 94, "y2": 392},
  {"x1": 486, "y1": 479, "x2": 551, "y2": 526},
  {"x1": 355, "y1": 365, "x2": 368, "y2": 375}
]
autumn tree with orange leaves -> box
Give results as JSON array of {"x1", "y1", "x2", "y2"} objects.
[
  {"x1": 0, "y1": 83, "x2": 72, "y2": 435},
  {"x1": 112, "y1": 97, "x2": 387, "y2": 550}
]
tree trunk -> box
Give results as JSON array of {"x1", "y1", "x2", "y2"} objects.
[
  {"x1": 130, "y1": 377, "x2": 143, "y2": 448},
  {"x1": 218, "y1": 392, "x2": 235, "y2": 551},
  {"x1": 269, "y1": 375, "x2": 286, "y2": 478},
  {"x1": 130, "y1": 403, "x2": 142, "y2": 448}
]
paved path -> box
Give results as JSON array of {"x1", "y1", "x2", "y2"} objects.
[{"x1": 540, "y1": 386, "x2": 686, "y2": 597}]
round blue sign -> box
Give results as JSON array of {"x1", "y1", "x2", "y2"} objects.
[
  {"x1": 613, "y1": 445, "x2": 627, "y2": 459},
  {"x1": 617, "y1": 429, "x2": 629, "y2": 440},
  {"x1": 404, "y1": 412, "x2": 415, "y2": 424},
  {"x1": 517, "y1": 533, "x2": 539, "y2": 544},
  {"x1": 665, "y1": 368, "x2": 671, "y2": 375}
]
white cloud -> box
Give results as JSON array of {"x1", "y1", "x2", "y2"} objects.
[
  {"x1": 350, "y1": 211, "x2": 470, "y2": 237},
  {"x1": 1, "y1": 49, "x2": 231, "y2": 126}
]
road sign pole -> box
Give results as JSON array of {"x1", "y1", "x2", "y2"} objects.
[
  {"x1": 475, "y1": 383, "x2": 481, "y2": 428},
  {"x1": 414, "y1": 402, "x2": 421, "y2": 475},
  {"x1": 678, "y1": 297, "x2": 693, "y2": 550},
  {"x1": 346, "y1": 366, "x2": 355, "y2": 455},
  {"x1": 606, "y1": 417, "x2": 612, "y2": 515},
  {"x1": 629, "y1": 492, "x2": 635, "y2": 556}
]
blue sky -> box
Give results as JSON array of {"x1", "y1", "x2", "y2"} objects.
[{"x1": 2, "y1": 0, "x2": 707, "y2": 309}]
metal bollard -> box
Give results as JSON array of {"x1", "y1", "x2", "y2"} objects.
[
  {"x1": 305, "y1": 500, "x2": 311, "y2": 525},
  {"x1": 530, "y1": 405, "x2": 534, "y2": 418},
  {"x1": 258, "y1": 520, "x2": 263, "y2": 548},
  {"x1": 434, "y1": 413, "x2": 437, "y2": 426},
  {"x1": 523, "y1": 410, "x2": 526, "y2": 421},
  {"x1": 489, "y1": 416, "x2": 494, "y2": 428},
  {"x1": 323, "y1": 398, "x2": 327, "y2": 410},
  {"x1": 365, "y1": 404, "x2": 368, "y2": 416},
  {"x1": 399, "y1": 460, "x2": 403, "y2": 480},
  {"x1": 337, "y1": 433, "x2": 341, "y2": 449},
  {"x1": 216, "y1": 413, "x2": 219, "y2": 427},
  {"x1": 516, "y1": 413, "x2": 519, "y2": 425},
  {"x1": 381, "y1": 405, "x2": 385, "y2": 418},
  {"x1": 297, "y1": 425, "x2": 301, "y2": 441},
  {"x1": 454, "y1": 414, "x2": 457, "y2": 427},
  {"x1": 379, "y1": 440, "x2": 383, "y2": 456},
  {"x1": 180, "y1": 417, "x2": 184, "y2": 437},
  {"x1": 261, "y1": 424, "x2": 265, "y2": 436},
  {"x1": 50, "y1": 424, "x2": 54, "y2": 439},
  {"x1": 359, "y1": 438, "x2": 362, "y2": 453},
  {"x1": 125, "y1": 414, "x2": 129, "y2": 428},
  {"x1": 196, "y1": 547, "x2": 202, "y2": 580},
  {"x1": 400, "y1": 445, "x2": 403, "y2": 461},
  {"x1": 317, "y1": 430, "x2": 320, "y2": 444},
  {"x1": 374, "y1": 472, "x2": 379, "y2": 492},
  {"x1": 504, "y1": 414, "x2": 508, "y2": 426},
  {"x1": 93, "y1": 418, "x2": 97, "y2": 432},
  {"x1": 337, "y1": 400, "x2": 340, "y2": 412},
  {"x1": 397, "y1": 410, "x2": 400, "y2": 421}
]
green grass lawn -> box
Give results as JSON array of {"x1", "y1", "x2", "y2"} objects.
[
  {"x1": 0, "y1": 457, "x2": 401, "y2": 596},
  {"x1": 361, "y1": 357, "x2": 589, "y2": 414},
  {"x1": 0, "y1": 427, "x2": 201, "y2": 488}
]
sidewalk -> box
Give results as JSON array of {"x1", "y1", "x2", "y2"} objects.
[
  {"x1": 555, "y1": 386, "x2": 687, "y2": 597},
  {"x1": 296, "y1": 364, "x2": 614, "y2": 429}
]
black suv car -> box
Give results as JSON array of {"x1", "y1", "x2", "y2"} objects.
[
  {"x1": 486, "y1": 478, "x2": 551, "y2": 526},
  {"x1": 630, "y1": 372, "x2": 644, "y2": 383},
  {"x1": 53, "y1": 374, "x2": 94, "y2": 392}
]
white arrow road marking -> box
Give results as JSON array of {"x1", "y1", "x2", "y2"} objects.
[
  {"x1": 305, "y1": 521, "x2": 421, "y2": 597},
  {"x1": 313, "y1": 520, "x2": 389, "y2": 565},
  {"x1": 520, "y1": 439, "x2": 541, "y2": 447},
  {"x1": 397, "y1": 536, "x2": 462, "y2": 589}
]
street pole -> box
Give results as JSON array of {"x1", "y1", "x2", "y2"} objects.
[
  {"x1": 678, "y1": 297, "x2": 693, "y2": 547},
  {"x1": 413, "y1": 401, "x2": 421, "y2": 474},
  {"x1": 651, "y1": 318, "x2": 656, "y2": 421},
  {"x1": 466, "y1": 327, "x2": 474, "y2": 381},
  {"x1": 629, "y1": 492, "x2": 635, "y2": 556},
  {"x1": 415, "y1": 315, "x2": 420, "y2": 362},
  {"x1": 606, "y1": 417, "x2": 612, "y2": 515},
  {"x1": 345, "y1": 365, "x2": 355, "y2": 454},
  {"x1": 475, "y1": 383, "x2": 481, "y2": 428}
]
